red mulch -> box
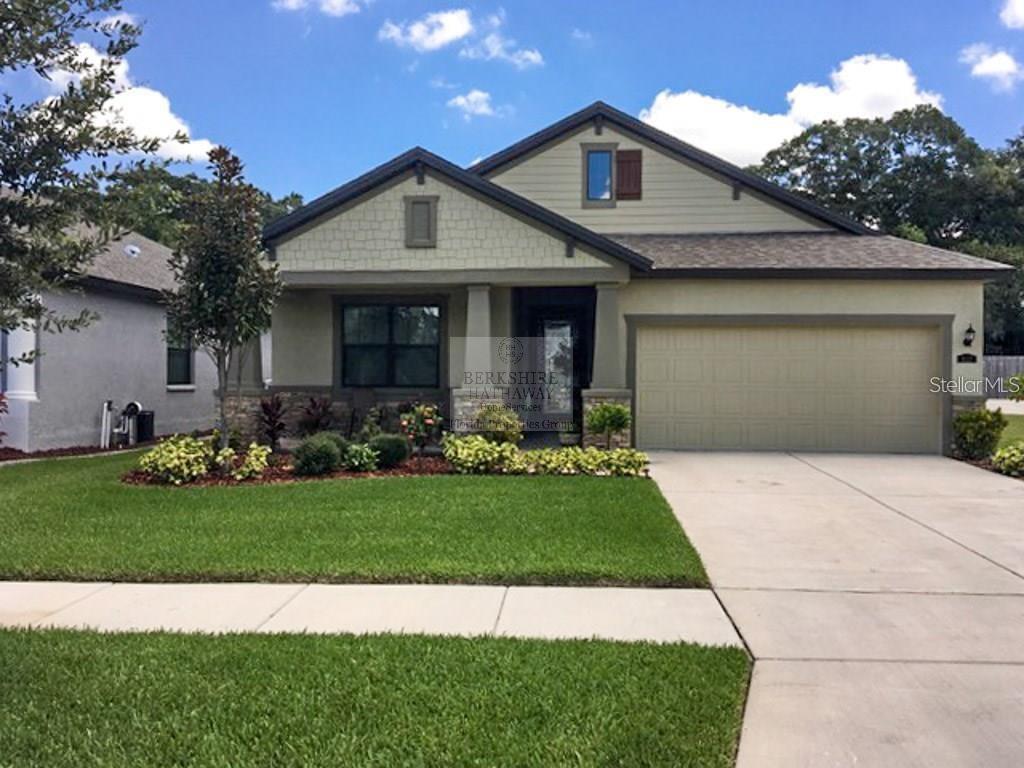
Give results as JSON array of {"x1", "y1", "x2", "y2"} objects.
[{"x1": 121, "y1": 456, "x2": 453, "y2": 487}]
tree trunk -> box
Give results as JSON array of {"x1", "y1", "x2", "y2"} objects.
[{"x1": 216, "y1": 347, "x2": 229, "y2": 450}]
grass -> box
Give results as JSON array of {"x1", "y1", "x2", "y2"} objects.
[
  {"x1": 0, "y1": 452, "x2": 706, "y2": 586},
  {"x1": 1000, "y1": 414, "x2": 1024, "y2": 449},
  {"x1": 0, "y1": 629, "x2": 749, "y2": 768}
]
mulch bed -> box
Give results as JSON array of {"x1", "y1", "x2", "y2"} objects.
[{"x1": 121, "y1": 456, "x2": 453, "y2": 487}]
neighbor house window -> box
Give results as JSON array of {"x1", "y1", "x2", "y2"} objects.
[
  {"x1": 342, "y1": 304, "x2": 440, "y2": 387},
  {"x1": 167, "y1": 336, "x2": 193, "y2": 387},
  {"x1": 585, "y1": 149, "x2": 613, "y2": 202},
  {"x1": 404, "y1": 196, "x2": 438, "y2": 248}
]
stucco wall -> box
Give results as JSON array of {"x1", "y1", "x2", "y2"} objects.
[
  {"x1": 488, "y1": 124, "x2": 829, "y2": 235},
  {"x1": 20, "y1": 288, "x2": 217, "y2": 450},
  {"x1": 273, "y1": 172, "x2": 616, "y2": 274},
  {"x1": 617, "y1": 279, "x2": 985, "y2": 384}
]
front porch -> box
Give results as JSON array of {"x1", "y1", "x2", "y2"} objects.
[{"x1": 247, "y1": 279, "x2": 632, "y2": 447}]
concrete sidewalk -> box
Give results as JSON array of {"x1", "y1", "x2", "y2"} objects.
[{"x1": 0, "y1": 581, "x2": 742, "y2": 646}]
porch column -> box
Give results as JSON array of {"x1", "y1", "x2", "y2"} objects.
[
  {"x1": 259, "y1": 330, "x2": 273, "y2": 388},
  {"x1": 582, "y1": 283, "x2": 632, "y2": 448},
  {"x1": 591, "y1": 283, "x2": 625, "y2": 388},
  {"x1": 464, "y1": 284, "x2": 493, "y2": 379},
  {"x1": 452, "y1": 284, "x2": 496, "y2": 433}
]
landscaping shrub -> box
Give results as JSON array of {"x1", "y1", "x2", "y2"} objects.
[
  {"x1": 212, "y1": 446, "x2": 237, "y2": 474},
  {"x1": 314, "y1": 431, "x2": 349, "y2": 457},
  {"x1": 401, "y1": 403, "x2": 443, "y2": 455},
  {"x1": 137, "y1": 435, "x2": 213, "y2": 485},
  {"x1": 259, "y1": 395, "x2": 287, "y2": 450},
  {"x1": 442, "y1": 434, "x2": 520, "y2": 474},
  {"x1": 343, "y1": 443, "x2": 379, "y2": 472},
  {"x1": 441, "y1": 435, "x2": 649, "y2": 477},
  {"x1": 474, "y1": 403, "x2": 523, "y2": 444},
  {"x1": 368, "y1": 433, "x2": 410, "y2": 468},
  {"x1": 355, "y1": 407, "x2": 383, "y2": 443},
  {"x1": 210, "y1": 427, "x2": 244, "y2": 451},
  {"x1": 992, "y1": 442, "x2": 1024, "y2": 477},
  {"x1": 953, "y1": 407, "x2": 1007, "y2": 460},
  {"x1": 1007, "y1": 372, "x2": 1024, "y2": 402},
  {"x1": 292, "y1": 433, "x2": 342, "y2": 476},
  {"x1": 233, "y1": 444, "x2": 271, "y2": 481},
  {"x1": 298, "y1": 397, "x2": 334, "y2": 436},
  {"x1": 584, "y1": 402, "x2": 631, "y2": 449}
]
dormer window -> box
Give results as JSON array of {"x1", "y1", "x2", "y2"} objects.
[{"x1": 582, "y1": 144, "x2": 641, "y2": 208}]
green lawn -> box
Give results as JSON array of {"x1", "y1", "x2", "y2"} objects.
[
  {"x1": 0, "y1": 629, "x2": 749, "y2": 768},
  {"x1": 1000, "y1": 414, "x2": 1024, "y2": 449},
  {"x1": 0, "y1": 452, "x2": 706, "y2": 586}
]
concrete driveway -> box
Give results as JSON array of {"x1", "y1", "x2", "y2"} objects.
[{"x1": 650, "y1": 452, "x2": 1024, "y2": 768}]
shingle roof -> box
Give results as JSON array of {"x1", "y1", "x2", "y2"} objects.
[
  {"x1": 85, "y1": 231, "x2": 175, "y2": 293},
  {"x1": 607, "y1": 232, "x2": 1013, "y2": 279}
]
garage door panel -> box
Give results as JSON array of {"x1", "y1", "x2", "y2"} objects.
[{"x1": 635, "y1": 325, "x2": 942, "y2": 454}]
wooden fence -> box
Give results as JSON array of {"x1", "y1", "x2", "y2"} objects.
[{"x1": 984, "y1": 356, "x2": 1024, "y2": 395}]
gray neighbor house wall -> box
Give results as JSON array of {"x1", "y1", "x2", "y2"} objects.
[{"x1": 13, "y1": 286, "x2": 217, "y2": 452}]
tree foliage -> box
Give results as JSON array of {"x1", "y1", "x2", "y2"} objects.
[
  {"x1": 164, "y1": 147, "x2": 282, "y2": 447},
  {"x1": 0, "y1": 0, "x2": 161, "y2": 364},
  {"x1": 752, "y1": 106, "x2": 1024, "y2": 352}
]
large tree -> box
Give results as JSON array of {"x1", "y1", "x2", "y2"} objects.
[
  {"x1": 104, "y1": 164, "x2": 304, "y2": 249},
  {"x1": 0, "y1": 0, "x2": 160, "y2": 365},
  {"x1": 164, "y1": 147, "x2": 282, "y2": 448},
  {"x1": 751, "y1": 106, "x2": 1019, "y2": 246}
]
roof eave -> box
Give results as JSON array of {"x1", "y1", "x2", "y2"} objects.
[{"x1": 634, "y1": 267, "x2": 1013, "y2": 281}]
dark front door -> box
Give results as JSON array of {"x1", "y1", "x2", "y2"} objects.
[{"x1": 514, "y1": 287, "x2": 595, "y2": 433}]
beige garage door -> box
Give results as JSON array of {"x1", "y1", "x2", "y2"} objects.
[{"x1": 635, "y1": 325, "x2": 943, "y2": 453}]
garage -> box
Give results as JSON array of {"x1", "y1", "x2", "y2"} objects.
[{"x1": 634, "y1": 323, "x2": 944, "y2": 453}]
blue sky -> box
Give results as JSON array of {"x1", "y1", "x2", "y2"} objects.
[{"x1": 55, "y1": 0, "x2": 1024, "y2": 198}]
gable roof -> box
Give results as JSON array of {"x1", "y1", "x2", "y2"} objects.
[
  {"x1": 262, "y1": 146, "x2": 653, "y2": 271},
  {"x1": 85, "y1": 231, "x2": 176, "y2": 294},
  {"x1": 467, "y1": 101, "x2": 875, "y2": 236}
]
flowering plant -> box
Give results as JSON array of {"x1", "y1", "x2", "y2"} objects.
[{"x1": 400, "y1": 403, "x2": 443, "y2": 455}]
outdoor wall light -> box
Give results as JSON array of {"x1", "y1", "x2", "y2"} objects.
[{"x1": 963, "y1": 324, "x2": 976, "y2": 347}]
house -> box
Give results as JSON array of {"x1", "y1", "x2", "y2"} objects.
[
  {"x1": 1, "y1": 232, "x2": 217, "y2": 452},
  {"x1": 248, "y1": 101, "x2": 1009, "y2": 454}
]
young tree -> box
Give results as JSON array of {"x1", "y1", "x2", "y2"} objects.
[
  {"x1": 1, "y1": 0, "x2": 161, "y2": 365},
  {"x1": 164, "y1": 147, "x2": 282, "y2": 449}
]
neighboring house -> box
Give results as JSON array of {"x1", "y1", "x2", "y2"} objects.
[
  {"x1": 252, "y1": 101, "x2": 1009, "y2": 454},
  {"x1": 1, "y1": 232, "x2": 217, "y2": 452}
]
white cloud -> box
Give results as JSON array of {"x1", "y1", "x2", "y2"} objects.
[
  {"x1": 378, "y1": 9, "x2": 473, "y2": 52},
  {"x1": 639, "y1": 54, "x2": 942, "y2": 166},
  {"x1": 1001, "y1": 0, "x2": 1024, "y2": 28},
  {"x1": 272, "y1": 0, "x2": 364, "y2": 16},
  {"x1": 460, "y1": 32, "x2": 543, "y2": 69},
  {"x1": 960, "y1": 43, "x2": 1023, "y2": 91},
  {"x1": 429, "y1": 75, "x2": 459, "y2": 89},
  {"x1": 447, "y1": 89, "x2": 508, "y2": 120},
  {"x1": 570, "y1": 28, "x2": 592, "y2": 43},
  {"x1": 48, "y1": 43, "x2": 214, "y2": 162},
  {"x1": 99, "y1": 12, "x2": 137, "y2": 29}
]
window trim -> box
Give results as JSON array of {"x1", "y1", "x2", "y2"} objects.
[
  {"x1": 581, "y1": 142, "x2": 618, "y2": 209},
  {"x1": 404, "y1": 195, "x2": 439, "y2": 248},
  {"x1": 339, "y1": 301, "x2": 443, "y2": 389}
]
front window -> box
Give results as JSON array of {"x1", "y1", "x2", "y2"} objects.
[
  {"x1": 342, "y1": 304, "x2": 440, "y2": 387},
  {"x1": 586, "y1": 150, "x2": 613, "y2": 201}
]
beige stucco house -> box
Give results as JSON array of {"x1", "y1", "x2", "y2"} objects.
[{"x1": 252, "y1": 102, "x2": 1009, "y2": 454}]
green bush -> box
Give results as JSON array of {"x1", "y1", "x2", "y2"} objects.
[
  {"x1": 441, "y1": 435, "x2": 649, "y2": 477},
  {"x1": 233, "y1": 443, "x2": 272, "y2": 481},
  {"x1": 343, "y1": 443, "x2": 379, "y2": 472},
  {"x1": 1007, "y1": 372, "x2": 1024, "y2": 402},
  {"x1": 442, "y1": 434, "x2": 519, "y2": 474},
  {"x1": 953, "y1": 407, "x2": 1007, "y2": 460},
  {"x1": 992, "y1": 442, "x2": 1024, "y2": 477},
  {"x1": 313, "y1": 431, "x2": 349, "y2": 456},
  {"x1": 584, "y1": 402, "x2": 632, "y2": 449},
  {"x1": 137, "y1": 435, "x2": 213, "y2": 485},
  {"x1": 368, "y1": 433, "x2": 410, "y2": 468},
  {"x1": 474, "y1": 403, "x2": 523, "y2": 444},
  {"x1": 292, "y1": 434, "x2": 342, "y2": 476}
]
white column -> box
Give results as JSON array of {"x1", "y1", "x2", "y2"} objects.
[
  {"x1": 4, "y1": 324, "x2": 38, "y2": 401},
  {"x1": 259, "y1": 330, "x2": 273, "y2": 388},
  {"x1": 464, "y1": 284, "x2": 493, "y2": 380},
  {"x1": 591, "y1": 283, "x2": 626, "y2": 389}
]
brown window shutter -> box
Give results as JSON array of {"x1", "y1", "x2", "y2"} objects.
[{"x1": 615, "y1": 150, "x2": 642, "y2": 200}]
